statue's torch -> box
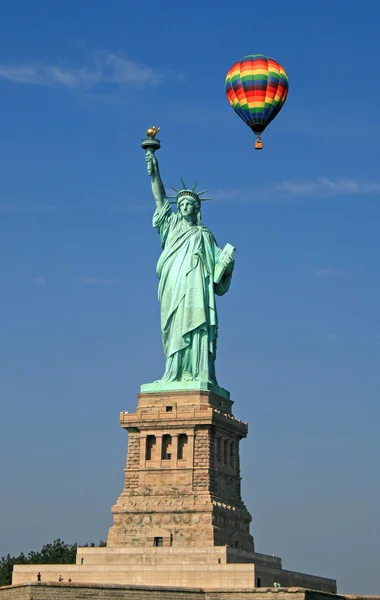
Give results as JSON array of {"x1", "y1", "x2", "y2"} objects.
[{"x1": 141, "y1": 126, "x2": 161, "y2": 176}]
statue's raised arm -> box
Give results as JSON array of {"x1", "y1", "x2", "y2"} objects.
[
  {"x1": 141, "y1": 127, "x2": 165, "y2": 210},
  {"x1": 146, "y1": 151, "x2": 165, "y2": 210}
]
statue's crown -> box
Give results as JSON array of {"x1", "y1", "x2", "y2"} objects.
[
  {"x1": 166, "y1": 179, "x2": 212, "y2": 205},
  {"x1": 177, "y1": 189, "x2": 200, "y2": 203}
]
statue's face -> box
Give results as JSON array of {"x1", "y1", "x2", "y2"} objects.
[{"x1": 178, "y1": 197, "x2": 196, "y2": 220}]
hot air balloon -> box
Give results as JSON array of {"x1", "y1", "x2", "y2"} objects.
[{"x1": 225, "y1": 54, "x2": 289, "y2": 149}]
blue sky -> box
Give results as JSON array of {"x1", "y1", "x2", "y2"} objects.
[{"x1": 0, "y1": 0, "x2": 379, "y2": 594}]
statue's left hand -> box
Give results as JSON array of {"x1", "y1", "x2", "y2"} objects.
[{"x1": 221, "y1": 255, "x2": 234, "y2": 275}]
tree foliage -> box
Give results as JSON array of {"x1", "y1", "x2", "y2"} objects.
[{"x1": 0, "y1": 539, "x2": 106, "y2": 587}]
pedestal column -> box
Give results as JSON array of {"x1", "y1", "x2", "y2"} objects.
[{"x1": 107, "y1": 388, "x2": 254, "y2": 551}]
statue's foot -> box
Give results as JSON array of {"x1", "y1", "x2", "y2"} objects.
[{"x1": 181, "y1": 372, "x2": 194, "y2": 381}]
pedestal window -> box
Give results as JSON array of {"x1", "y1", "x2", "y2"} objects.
[
  {"x1": 177, "y1": 433, "x2": 188, "y2": 460},
  {"x1": 161, "y1": 434, "x2": 172, "y2": 460},
  {"x1": 146, "y1": 435, "x2": 156, "y2": 460},
  {"x1": 224, "y1": 439, "x2": 229, "y2": 465}
]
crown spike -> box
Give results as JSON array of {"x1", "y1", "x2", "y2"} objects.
[{"x1": 166, "y1": 180, "x2": 213, "y2": 204}]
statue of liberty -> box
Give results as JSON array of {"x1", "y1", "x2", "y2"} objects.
[{"x1": 143, "y1": 129, "x2": 235, "y2": 387}]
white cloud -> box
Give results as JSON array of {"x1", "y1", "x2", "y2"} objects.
[
  {"x1": 324, "y1": 333, "x2": 337, "y2": 340},
  {"x1": 213, "y1": 177, "x2": 380, "y2": 203},
  {"x1": 33, "y1": 276, "x2": 47, "y2": 287},
  {"x1": 274, "y1": 177, "x2": 380, "y2": 197},
  {"x1": 314, "y1": 268, "x2": 343, "y2": 279},
  {"x1": 0, "y1": 51, "x2": 165, "y2": 89},
  {"x1": 78, "y1": 277, "x2": 123, "y2": 285}
]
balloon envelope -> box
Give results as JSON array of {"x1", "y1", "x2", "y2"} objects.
[{"x1": 225, "y1": 54, "x2": 289, "y2": 136}]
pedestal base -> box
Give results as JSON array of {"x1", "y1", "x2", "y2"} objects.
[{"x1": 12, "y1": 546, "x2": 337, "y2": 592}]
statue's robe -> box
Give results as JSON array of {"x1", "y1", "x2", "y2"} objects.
[{"x1": 153, "y1": 201, "x2": 232, "y2": 383}]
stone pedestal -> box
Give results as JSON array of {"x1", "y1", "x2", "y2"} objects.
[
  {"x1": 12, "y1": 387, "x2": 337, "y2": 593},
  {"x1": 107, "y1": 388, "x2": 254, "y2": 552}
]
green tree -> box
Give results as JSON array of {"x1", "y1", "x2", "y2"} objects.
[
  {"x1": 0, "y1": 553, "x2": 27, "y2": 588},
  {"x1": 28, "y1": 539, "x2": 77, "y2": 565},
  {"x1": 0, "y1": 539, "x2": 106, "y2": 587}
]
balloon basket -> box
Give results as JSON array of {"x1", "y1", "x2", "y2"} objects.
[{"x1": 255, "y1": 137, "x2": 263, "y2": 150}]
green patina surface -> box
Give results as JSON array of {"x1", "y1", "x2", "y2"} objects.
[
  {"x1": 140, "y1": 381, "x2": 230, "y2": 400},
  {"x1": 142, "y1": 135, "x2": 235, "y2": 393}
]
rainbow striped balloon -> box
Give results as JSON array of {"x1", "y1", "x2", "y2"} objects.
[{"x1": 225, "y1": 54, "x2": 289, "y2": 138}]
